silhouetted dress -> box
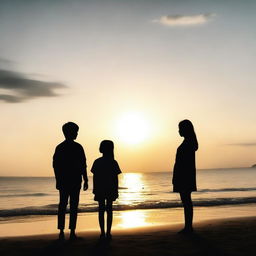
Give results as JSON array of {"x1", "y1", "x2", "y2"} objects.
[
  {"x1": 172, "y1": 139, "x2": 197, "y2": 192},
  {"x1": 91, "y1": 157, "x2": 121, "y2": 201}
]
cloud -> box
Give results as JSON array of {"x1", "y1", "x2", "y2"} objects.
[
  {"x1": 153, "y1": 13, "x2": 215, "y2": 27},
  {"x1": 0, "y1": 94, "x2": 24, "y2": 103},
  {"x1": 227, "y1": 143, "x2": 256, "y2": 147},
  {"x1": 0, "y1": 58, "x2": 15, "y2": 65},
  {"x1": 0, "y1": 69, "x2": 66, "y2": 103}
]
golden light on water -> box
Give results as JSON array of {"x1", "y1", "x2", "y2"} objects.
[
  {"x1": 118, "y1": 210, "x2": 147, "y2": 228},
  {"x1": 121, "y1": 173, "x2": 143, "y2": 192},
  {"x1": 116, "y1": 173, "x2": 149, "y2": 228},
  {"x1": 119, "y1": 173, "x2": 144, "y2": 205}
]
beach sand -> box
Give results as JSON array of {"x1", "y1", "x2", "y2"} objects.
[{"x1": 1, "y1": 216, "x2": 256, "y2": 256}]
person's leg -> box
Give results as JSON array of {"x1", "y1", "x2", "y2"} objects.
[
  {"x1": 58, "y1": 190, "x2": 69, "y2": 238},
  {"x1": 98, "y1": 200, "x2": 106, "y2": 237},
  {"x1": 180, "y1": 191, "x2": 193, "y2": 232},
  {"x1": 106, "y1": 200, "x2": 113, "y2": 239},
  {"x1": 69, "y1": 188, "x2": 80, "y2": 239}
]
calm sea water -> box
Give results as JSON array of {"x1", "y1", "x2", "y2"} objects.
[{"x1": 1, "y1": 168, "x2": 256, "y2": 218}]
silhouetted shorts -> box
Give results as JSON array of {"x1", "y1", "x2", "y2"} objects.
[{"x1": 94, "y1": 194, "x2": 118, "y2": 202}]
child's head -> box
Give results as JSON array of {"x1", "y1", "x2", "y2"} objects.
[
  {"x1": 62, "y1": 122, "x2": 79, "y2": 140},
  {"x1": 99, "y1": 140, "x2": 114, "y2": 158}
]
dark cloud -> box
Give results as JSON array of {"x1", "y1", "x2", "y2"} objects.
[
  {"x1": 227, "y1": 143, "x2": 256, "y2": 147},
  {"x1": 0, "y1": 58, "x2": 15, "y2": 65},
  {"x1": 0, "y1": 69, "x2": 66, "y2": 103},
  {"x1": 0, "y1": 94, "x2": 24, "y2": 103},
  {"x1": 153, "y1": 13, "x2": 215, "y2": 26}
]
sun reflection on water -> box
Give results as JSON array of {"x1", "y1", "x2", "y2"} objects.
[
  {"x1": 119, "y1": 173, "x2": 145, "y2": 205},
  {"x1": 117, "y1": 210, "x2": 147, "y2": 228},
  {"x1": 116, "y1": 173, "x2": 149, "y2": 228},
  {"x1": 120, "y1": 173, "x2": 143, "y2": 191}
]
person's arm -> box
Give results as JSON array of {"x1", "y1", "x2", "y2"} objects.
[
  {"x1": 53, "y1": 147, "x2": 61, "y2": 190},
  {"x1": 80, "y1": 146, "x2": 88, "y2": 191},
  {"x1": 115, "y1": 160, "x2": 122, "y2": 175},
  {"x1": 90, "y1": 160, "x2": 97, "y2": 194},
  {"x1": 114, "y1": 161, "x2": 121, "y2": 196},
  {"x1": 83, "y1": 174, "x2": 88, "y2": 191}
]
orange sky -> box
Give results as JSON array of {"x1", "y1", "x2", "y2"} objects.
[{"x1": 0, "y1": 0, "x2": 256, "y2": 176}]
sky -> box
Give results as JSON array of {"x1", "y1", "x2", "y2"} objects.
[{"x1": 0, "y1": 0, "x2": 256, "y2": 176}]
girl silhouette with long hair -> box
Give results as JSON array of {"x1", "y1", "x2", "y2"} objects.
[
  {"x1": 91, "y1": 140, "x2": 121, "y2": 239},
  {"x1": 172, "y1": 120, "x2": 198, "y2": 233}
]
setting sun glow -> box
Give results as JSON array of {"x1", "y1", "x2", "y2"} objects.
[{"x1": 116, "y1": 112, "x2": 152, "y2": 145}]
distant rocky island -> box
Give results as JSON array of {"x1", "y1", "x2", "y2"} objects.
[{"x1": 251, "y1": 164, "x2": 256, "y2": 168}]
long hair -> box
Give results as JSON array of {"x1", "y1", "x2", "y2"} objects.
[
  {"x1": 99, "y1": 140, "x2": 114, "y2": 159},
  {"x1": 179, "y1": 119, "x2": 198, "y2": 151}
]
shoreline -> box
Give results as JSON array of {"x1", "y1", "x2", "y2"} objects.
[
  {"x1": 1, "y1": 204, "x2": 256, "y2": 238},
  {"x1": 3, "y1": 215, "x2": 256, "y2": 239},
  {"x1": 1, "y1": 216, "x2": 256, "y2": 256}
]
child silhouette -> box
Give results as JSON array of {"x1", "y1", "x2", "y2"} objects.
[
  {"x1": 91, "y1": 140, "x2": 121, "y2": 239},
  {"x1": 53, "y1": 122, "x2": 88, "y2": 240}
]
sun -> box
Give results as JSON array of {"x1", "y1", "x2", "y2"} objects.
[{"x1": 116, "y1": 112, "x2": 152, "y2": 145}]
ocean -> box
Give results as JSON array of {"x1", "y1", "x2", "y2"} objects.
[{"x1": 1, "y1": 168, "x2": 256, "y2": 219}]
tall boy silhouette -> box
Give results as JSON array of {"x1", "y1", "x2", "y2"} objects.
[{"x1": 53, "y1": 122, "x2": 88, "y2": 240}]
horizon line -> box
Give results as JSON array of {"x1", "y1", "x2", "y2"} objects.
[{"x1": 0, "y1": 166, "x2": 255, "y2": 178}]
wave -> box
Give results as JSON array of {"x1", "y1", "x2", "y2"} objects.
[
  {"x1": 1, "y1": 197, "x2": 256, "y2": 217},
  {"x1": 198, "y1": 187, "x2": 256, "y2": 193},
  {"x1": 0, "y1": 193, "x2": 49, "y2": 197},
  {"x1": 1, "y1": 187, "x2": 255, "y2": 198}
]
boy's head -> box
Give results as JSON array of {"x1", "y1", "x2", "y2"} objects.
[{"x1": 62, "y1": 122, "x2": 79, "y2": 140}]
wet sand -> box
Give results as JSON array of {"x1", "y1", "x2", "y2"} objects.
[{"x1": 1, "y1": 216, "x2": 256, "y2": 256}]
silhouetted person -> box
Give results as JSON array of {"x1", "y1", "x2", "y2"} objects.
[
  {"x1": 91, "y1": 140, "x2": 121, "y2": 240},
  {"x1": 53, "y1": 122, "x2": 88, "y2": 240},
  {"x1": 172, "y1": 119, "x2": 198, "y2": 234}
]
